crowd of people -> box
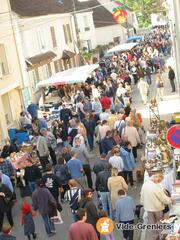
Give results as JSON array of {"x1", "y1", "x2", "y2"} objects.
[{"x1": 0, "y1": 26, "x2": 177, "y2": 240}]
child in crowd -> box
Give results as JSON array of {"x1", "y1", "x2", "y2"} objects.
[
  {"x1": 20, "y1": 202, "x2": 37, "y2": 240},
  {"x1": 0, "y1": 224, "x2": 16, "y2": 239}
]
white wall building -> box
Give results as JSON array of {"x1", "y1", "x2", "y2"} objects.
[
  {"x1": 0, "y1": 0, "x2": 24, "y2": 146},
  {"x1": 11, "y1": 13, "x2": 79, "y2": 105},
  {"x1": 76, "y1": 11, "x2": 97, "y2": 50},
  {"x1": 165, "y1": 0, "x2": 180, "y2": 96}
]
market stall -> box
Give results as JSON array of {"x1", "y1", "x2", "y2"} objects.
[
  {"x1": 36, "y1": 64, "x2": 99, "y2": 88},
  {"x1": 142, "y1": 99, "x2": 180, "y2": 239},
  {"x1": 107, "y1": 42, "x2": 138, "y2": 54}
]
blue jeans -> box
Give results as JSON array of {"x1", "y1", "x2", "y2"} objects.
[
  {"x1": 146, "y1": 75, "x2": 152, "y2": 85},
  {"x1": 72, "y1": 212, "x2": 78, "y2": 222},
  {"x1": 41, "y1": 215, "x2": 55, "y2": 235},
  {"x1": 28, "y1": 182, "x2": 36, "y2": 193},
  {"x1": 100, "y1": 192, "x2": 113, "y2": 219},
  {"x1": 87, "y1": 133, "x2": 94, "y2": 150}
]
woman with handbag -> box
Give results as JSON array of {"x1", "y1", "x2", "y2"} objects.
[{"x1": 156, "y1": 74, "x2": 164, "y2": 101}]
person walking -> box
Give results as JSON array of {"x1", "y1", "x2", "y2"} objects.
[
  {"x1": 67, "y1": 150, "x2": 87, "y2": 188},
  {"x1": 0, "y1": 171, "x2": 13, "y2": 194},
  {"x1": 96, "y1": 164, "x2": 113, "y2": 219},
  {"x1": 42, "y1": 164, "x2": 62, "y2": 212},
  {"x1": 37, "y1": 131, "x2": 49, "y2": 171},
  {"x1": 141, "y1": 174, "x2": 172, "y2": 240},
  {"x1": 121, "y1": 118, "x2": 141, "y2": 161},
  {"x1": 101, "y1": 131, "x2": 116, "y2": 154},
  {"x1": 120, "y1": 141, "x2": 135, "y2": 186},
  {"x1": 54, "y1": 156, "x2": 71, "y2": 202},
  {"x1": 168, "y1": 66, "x2": 176, "y2": 92},
  {"x1": 109, "y1": 148, "x2": 124, "y2": 177},
  {"x1": 0, "y1": 176, "x2": 13, "y2": 232},
  {"x1": 108, "y1": 168, "x2": 128, "y2": 218},
  {"x1": 24, "y1": 158, "x2": 42, "y2": 194},
  {"x1": 41, "y1": 129, "x2": 57, "y2": 165},
  {"x1": 93, "y1": 154, "x2": 108, "y2": 179},
  {"x1": 156, "y1": 74, "x2": 164, "y2": 101},
  {"x1": 20, "y1": 202, "x2": 37, "y2": 240},
  {"x1": 138, "y1": 78, "x2": 149, "y2": 105},
  {"x1": 72, "y1": 138, "x2": 93, "y2": 189},
  {"x1": 68, "y1": 208, "x2": 98, "y2": 240},
  {"x1": 65, "y1": 179, "x2": 83, "y2": 222},
  {"x1": 116, "y1": 189, "x2": 135, "y2": 240},
  {"x1": 82, "y1": 113, "x2": 96, "y2": 151},
  {"x1": 32, "y1": 179, "x2": 57, "y2": 237},
  {"x1": 79, "y1": 189, "x2": 99, "y2": 231}
]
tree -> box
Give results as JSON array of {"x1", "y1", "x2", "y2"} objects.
[{"x1": 118, "y1": 0, "x2": 165, "y2": 28}]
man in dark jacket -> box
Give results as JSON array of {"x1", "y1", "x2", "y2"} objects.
[
  {"x1": 96, "y1": 164, "x2": 113, "y2": 219},
  {"x1": 93, "y1": 154, "x2": 108, "y2": 177},
  {"x1": 0, "y1": 177, "x2": 13, "y2": 232},
  {"x1": 32, "y1": 179, "x2": 57, "y2": 237},
  {"x1": 101, "y1": 131, "x2": 116, "y2": 154},
  {"x1": 42, "y1": 164, "x2": 62, "y2": 212},
  {"x1": 60, "y1": 104, "x2": 72, "y2": 129},
  {"x1": 82, "y1": 113, "x2": 96, "y2": 151},
  {"x1": 168, "y1": 66, "x2": 176, "y2": 92},
  {"x1": 24, "y1": 158, "x2": 42, "y2": 193},
  {"x1": 79, "y1": 189, "x2": 99, "y2": 231}
]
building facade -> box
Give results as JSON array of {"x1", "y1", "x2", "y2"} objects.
[
  {"x1": 0, "y1": 0, "x2": 24, "y2": 146},
  {"x1": 12, "y1": 13, "x2": 79, "y2": 105}
]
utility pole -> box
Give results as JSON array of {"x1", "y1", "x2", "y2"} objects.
[{"x1": 72, "y1": 0, "x2": 84, "y2": 65}]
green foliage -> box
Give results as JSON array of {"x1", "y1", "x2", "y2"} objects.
[{"x1": 121, "y1": 0, "x2": 164, "y2": 28}]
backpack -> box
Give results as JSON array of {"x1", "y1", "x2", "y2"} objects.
[{"x1": 69, "y1": 189, "x2": 80, "y2": 211}]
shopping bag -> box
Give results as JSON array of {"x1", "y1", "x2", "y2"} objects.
[{"x1": 51, "y1": 210, "x2": 63, "y2": 224}]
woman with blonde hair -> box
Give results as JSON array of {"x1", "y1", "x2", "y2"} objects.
[
  {"x1": 108, "y1": 168, "x2": 128, "y2": 217},
  {"x1": 156, "y1": 74, "x2": 164, "y2": 101}
]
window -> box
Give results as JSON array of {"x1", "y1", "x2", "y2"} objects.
[
  {"x1": 1, "y1": 93, "x2": 13, "y2": 126},
  {"x1": 47, "y1": 63, "x2": 52, "y2": 77},
  {"x1": 83, "y1": 16, "x2": 90, "y2": 31},
  {"x1": 66, "y1": 24, "x2": 72, "y2": 42},
  {"x1": 87, "y1": 40, "x2": 92, "y2": 51},
  {"x1": 50, "y1": 26, "x2": 57, "y2": 48},
  {"x1": 44, "y1": 64, "x2": 52, "y2": 78},
  {"x1": 63, "y1": 24, "x2": 72, "y2": 44},
  {"x1": 63, "y1": 25, "x2": 68, "y2": 44},
  {"x1": 54, "y1": 60, "x2": 60, "y2": 73},
  {"x1": 0, "y1": 44, "x2": 9, "y2": 76},
  {"x1": 32, "y1": 69, "x2": 40, "y2": 88},
  {"x1": 37, "y1": 30, "x2": 46, "y2": 50}
]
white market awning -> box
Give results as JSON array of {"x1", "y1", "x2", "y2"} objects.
[
  {"x1": 107, "y1": 42, "x2": 138, "y2": 53},
  {"x1": 36, "y1": 64, "x2": 99, "y2": 89}
]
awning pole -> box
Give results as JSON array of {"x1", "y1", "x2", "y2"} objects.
[{"x1": 41, "y1": 88, "x2": 46, "y2": 111}]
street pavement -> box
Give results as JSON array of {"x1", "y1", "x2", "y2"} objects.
[{"x1": 9, "y1": 70, "x2": 180, "y2": 240}]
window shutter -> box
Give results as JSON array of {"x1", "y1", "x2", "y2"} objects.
[{"x1": 50, "y1": 26, "x2": 57, "y2": 48}]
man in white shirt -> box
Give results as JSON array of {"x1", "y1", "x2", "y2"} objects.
[
  {"x1": 99, "y1": 109, "x2": 110, "y2": 121},
  {"x1": 141, "y1": 173, "x2": 172, "y2": 240},
  {"x1": 138, "y1": 78, "x2": 149, "y2": 104},
  {"x1": 121, "y1": 118, "x2": 140, "y2": 160}
]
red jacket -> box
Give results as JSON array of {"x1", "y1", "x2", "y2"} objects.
[{"x1": 100, "y1": 96, "x2": 111, "y2": 109}]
